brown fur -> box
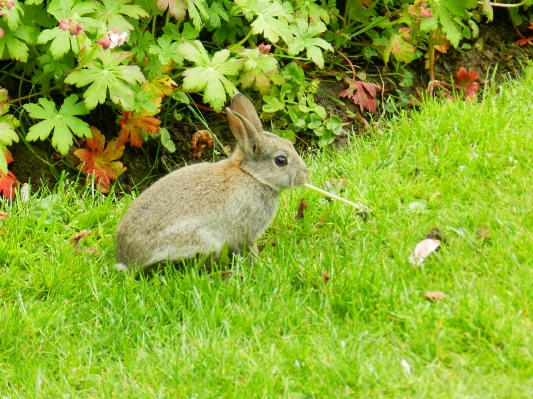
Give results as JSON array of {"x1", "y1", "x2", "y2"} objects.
[{"x1": 115, "y1": 94, "x2": 308, "y2": 270}]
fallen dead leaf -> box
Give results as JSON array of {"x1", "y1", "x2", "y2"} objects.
[
  {"x1": 477, "y1": 226, "x2": 491, "y2": 240},
  {"x1": 426, "y1": 227, "x2": 443, "y2": 241},
  {"x1": 409, "y1": 239, "x2": 440, "y2": 266},
  {"x1": 191, "y1": 130, "x2": 214, "y2": 158},
  {"x1": 0, "y1": 211, "x2": 9, "y2": 220},
  {"x1": 71, "y1": 230, "x2": 92, "y2": 246},
  {"x1": 321, "y1": 269, "x2": 330, "y2": 283},
  {"x1": 74, "y1": 246, "x2": 99, "y2": 256},
  {"x1": 295, "y1": 198, "x2": 307, "y2": 220},
  {"x1": 425, "y1": 291, "x2": 446, "y2": 301}
]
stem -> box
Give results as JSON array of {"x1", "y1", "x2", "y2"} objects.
[
  {"x1": 0, "y1": 62, "x2": 19, "y2": 85},
  {"x1": 6, "y1": 85, "x2": 61, "y2": 105},
  {"x1": 477, "y1": 0, "x2": 529, "y2": 7},
  {"x1": 336, "y1": 50, "x2": 356, "y2": 80},
  {"x1": 343, "y1": 0, "x2": 350, "y2": 29},
  {"x1": 228, "y1": 29, "x2": 253, "y2": 51},
  {"x1": 303, "y1": 183, "x2": 369, "y2": 211},
  {"x1": 428, "y1": 32, "x2": 435, "y2": 82}
]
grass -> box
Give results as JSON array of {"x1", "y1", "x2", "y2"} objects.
[{"x1": 1, "y1": 66, "x2": 533, "y2": 398}]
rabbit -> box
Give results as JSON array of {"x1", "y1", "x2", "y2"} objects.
[{"x1": 115, "y1": 93, "x2": 308, "y2": 270}]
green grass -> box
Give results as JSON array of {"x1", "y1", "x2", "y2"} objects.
[{"x1": 2, "y1": 67, "x2": 533, "y2": 398}]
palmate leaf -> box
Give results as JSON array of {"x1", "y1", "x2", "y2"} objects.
[
  {"x1": 294, "y1": 0, "x2": 331, "y2": 24},
  {"x1": 177, "y1": 40, "x2": 244, "y2": 111},
  {"x1": 148, "y1": 35, "x2": 184, "y2": 66},
  {"x1": 37, "y1": 27, "x2": 81, "y2": 59},
  {"x1": 383, "y1": 34, "x2": 416, "y2": 64},
  {"x1": 234, "y1": 0, "x2": 293, "y2": 43},
  {"x1": 3, "y1": 0, "x2": 23, "y2": 30},
  {"x1": 0, "y1": 116, "x2": 19, "y2": 175},
  {"x1": 421, "y1": 0, "x2": 477, "y2": 48},
  {"x1": 155, "y1": 0, "x2": 208, "y2": 29},
  {"x1": 118, "y1": 110, "x2": 161, "y2": 147},
  {"x1": 64, "y1": 50, "x2": 146, "y2": 111},
  {"x1": 238, "y1": 47, "x2": 285, "y2": 94},
  {"x1": 288, "y1": 19, "x2": 332, "y2": 69},
  {"x1": 74, "y1": 126, "x2": 126, "y2": 193},
  {"x1": 23, "y1": 94, "x2": 92, "y2": 155},
  {"x1": 94, "y1": 0, "x2": 149, "y2": 32},
  {"x1": 0, "y1": 25, "x2": 33, "y2": 62}
]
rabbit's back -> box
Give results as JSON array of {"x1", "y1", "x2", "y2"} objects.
[{"x1": 115, "y1": 159, "x2": 279, "y2": 268}]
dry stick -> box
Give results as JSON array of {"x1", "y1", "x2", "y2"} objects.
[{"x1": 303, "y1": 183, "x2": 369, "y2": 211}]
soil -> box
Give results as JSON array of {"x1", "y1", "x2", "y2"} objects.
[{"x1": 8, "y1": 11, "x2": 532, "y2": 194}]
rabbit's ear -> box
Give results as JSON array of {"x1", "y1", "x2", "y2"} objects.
[
  {"x1": 230, "y1": 94, "x2": 263, "y2": 133},
  {"x1": 226, "y1": 107, "x2": 261, "y2": 156}
]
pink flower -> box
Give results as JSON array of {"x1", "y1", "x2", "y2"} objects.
[
  {"x1": 98, "y1": 37, "x2": 112, "y2": 50},
  {"x1": 70, "y1": 23, "x2": 84, "y2": 36},
  {"x1": 0, "y1": 27, "x2": 4, "y2": 39},
  {"x1": 418, "y1": 9, "x2": 434, "y2": 18},
  {"x1": 59, "y1": 19, "x2": 70, "y2": 31},
  {"x1": 257, "y1": 43, "x2": 272, "y2": 54}
]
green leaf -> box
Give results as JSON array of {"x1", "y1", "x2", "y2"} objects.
[
  {"x1": 70, "y1": 205, "x2": 110, "y2": 229},
  {"x1": 238, "y1": 48, "x2": 284, "y2": 94},
  {"x1": 37, "y1": 28, "x2": 75, "y2": 59},
  {"x1": 262, "y1": 95, "x2": 285, "y2": 113},
  {"x1": 159, "y1": 128, "x2": 176, "y2": 153},
  {"x1": 185, "y1": 0, "x2": 209, "y2": 31},
  {"x1": 295, "y1": 0, "x2": 331, "y2": 24},
  {"x1": 481, "y1": 0, "x2": 493, "y2": 22},
  {"x1": 47, "y1": 0, "x2": 98, "y2": 33},
  {"x1": 94, "y1": 0, "x2": 149, "y2": 31},
  {"x1": 234, "y1": 0, "x2": 293, "y2": 43},
  {"x1": 177, "y1": 40, "x2": 243, "y2": 111},
  {"x1": 0, "y1": 118, "x2": 19, "y2": 175},
  {"x1": 23, "y1": 95, "x2": 91, "y2": 155},
  {"x1": 288, "y1": 19, "x2": 333, "y2": 69},
  {"x1": 148, "y1": 35, "x2": 184, "y2": 66},
  {"x1": 182, "y1": 22, "x2": 200, "y2": 40},
  {"x1": 4, "y1": 0, "x2": 23, "y2": 30},
  {"x1": 281, "y1": 62, "x2": 305, "y2": 85},
  {"x1": 206, "y1": 1, "x2": 229, "y2": 29},
  {"x1": 64, "y1": 51, "x2": 146, "y2": 110},
  {"x1": 383, "y1": 34, "x2": 415, "y2": 64},
  {"x1": 0, "y1": 27, "x2": 30, "y2": 62}
]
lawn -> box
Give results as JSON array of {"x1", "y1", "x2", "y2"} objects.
[{"x1": 1, "y1": 66, "x2": 533, "y2": 398}]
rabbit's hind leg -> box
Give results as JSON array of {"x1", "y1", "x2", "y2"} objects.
[{"x1": 146, "y1": 228, "x2": 225, "y2": 266}]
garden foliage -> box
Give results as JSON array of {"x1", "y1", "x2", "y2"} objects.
[{"x1": 0, "y1": 0, "x2": 528, "y2": 194}]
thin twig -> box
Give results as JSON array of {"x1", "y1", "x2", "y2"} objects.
[{"x1": 336, "y1": 50, "x2": 356, "y2": 80}]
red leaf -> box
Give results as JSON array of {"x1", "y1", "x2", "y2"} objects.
[
  {"x1": 454, "y1": 67, "x2": 479, "y2": 100},
  {"x1": 118, "y1": 111, "x2": 161, "y2": 147},
  {"x1": 339, "y1": 77, "x2": 382, "y2": 113},
  {"x1": 0, "y1": 170, "x2": 18, "y2": 200},
  {"x1": 71, "y1": 230, "x2": 92, "y2": 246},
  {"x1": 4, "y1": 149, "x2": 13, "y2": 164},
  {"x1": 295, "y1": 198, "x2": 307, "y2": 220},
  {"x1": 74, "y1": 127, "x2": 126, "y2": 193}
]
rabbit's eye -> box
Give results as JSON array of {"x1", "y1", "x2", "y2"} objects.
[{"x1": 275, "y1": 156, "x2": 288, "y2": 166}]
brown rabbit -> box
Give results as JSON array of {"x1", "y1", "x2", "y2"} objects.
[{"x1": 115, "y1": 94, "x2": 308, "y2": 270}]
